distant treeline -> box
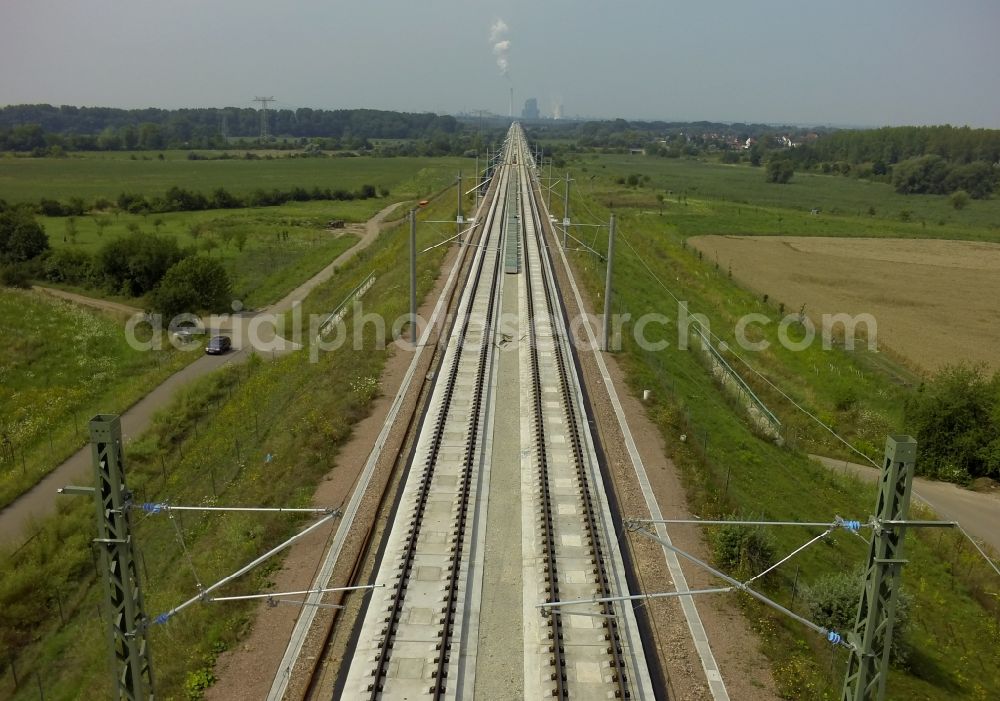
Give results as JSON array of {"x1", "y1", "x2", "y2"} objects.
[
  {"x1": 785, "y1": 126, "x2": 1000, "y2": 198},
  {"x1": 526, "y1": 120, "x2": 1000, "y2": 198},
  {"x1": 527, "y1": 118, "x2": 826, "y2": 151},
  {"x1": 0, "y1": 104, "x2": 463, "y2": 152},
  {"x1": 14, "y1": 183, "x2": 382, "y2": 218},
  {"x1": 789, "y1": 125, "x2": 1000, "y2": 168}
]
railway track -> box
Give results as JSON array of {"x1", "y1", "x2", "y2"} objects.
[
  {"x1": 338, "y1": 126, "x2": 655, "y2": 700},
  {"x1": 518, "y1": 154, "x2": 638, "y2": 699}
]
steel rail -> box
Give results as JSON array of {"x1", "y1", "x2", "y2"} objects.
[
  {"x1": 518, "y1": 132, "x2": 631, "y2": 699},
  {"x1": 366, "y1": 147, "x2": 512, "y2": 700}
]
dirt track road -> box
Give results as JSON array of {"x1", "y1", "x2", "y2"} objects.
[
  {"x1": 0, "y1": 202, "x2": 404, "y2": 547},
  {"x1": 811, "y1": 454, "x2": 1000, "y2": 553},
  {"x1": 33, "y1": 286, "x2": 143, "y2": 318}
]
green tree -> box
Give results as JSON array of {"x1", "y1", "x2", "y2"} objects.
[
  {"x1": 97, "y1": 126, "x2": 122, "y2": 150},
  {"x1": 905, "y1": 364, "x2": 1000, "y2": 481},
  {"x1": 892, "y1": 154, "x2": 950, "y2": 195},
  {"x1": 0, "y1": 208, "x2": 50, "y2": 264},
  {"x1": 712, "y1": 523, "x2": 775, "y2": 579},
  {"x1": 95, "y1": 216, "x2": 112, "y2": 237},
  {"x1": 944, "y1": 161, "x2": 998, "y2": 199},
  {"x1": 765, "y1": 157, "x2": 795, "y2": 184},
  {"x1": 94, "y1": 231, "x2": 185, "y2": 296},
  {"x1": 151, "y1": 256, "x2": 232, "y2": 318},
  {"x1": 65, "y1": 217, "x2": 78, "y2": 245},
  {"x1": 138, "y1": 122, "x2": 163, "y2": 150}
]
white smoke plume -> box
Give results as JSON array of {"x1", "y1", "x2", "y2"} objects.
[
  {"x1": 489, "y1": 19, "x2": 508, "y2": 42},
  {"x1": 490, "y1": 19, "x2": 510, "y2": 77}
]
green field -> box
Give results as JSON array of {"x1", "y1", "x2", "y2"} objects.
[
  {"x1": 549, "y1": 154, "x2": 1000, "y2": 699},
  {"x1": 0, "y1": 288, "x2": 194, "y2": 508},
  {"x1": 12, "y1": 153, "x2": 475, "y2": 308},
  {"x1": 41, "y1": 203, "x2": 363, "y2": 309},
  {"x1": 0, "y1": 152, "x2": 473, "y2": 204},
  {"x1": 562, "y1": 154, "x2": 1000, "y2": 241},
  {"x1": 0, "y1": 181, "x2": 473, "y2": 700}
]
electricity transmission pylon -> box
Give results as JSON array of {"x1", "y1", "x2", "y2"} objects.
[{"x1": 254, "y1": 96, "x2": 275, "y2": 142}]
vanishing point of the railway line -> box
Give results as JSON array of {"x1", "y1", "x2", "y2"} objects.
[{"x1": 338, "y1": 125, "x2": 661, "y2": 700}]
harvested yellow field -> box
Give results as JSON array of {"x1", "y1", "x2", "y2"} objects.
[{"x1": 689, "y1": 236, "x2": 1000, "y2": 373}]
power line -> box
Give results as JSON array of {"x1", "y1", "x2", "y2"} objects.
[
  {"x1": 253, "y1": 96, "x2": 275, "y2": 142},
  {"x1": 570, "y1": 181, "x2": 880, "y2": 467},
  {"x1": 563, "y1": 172, "x2": 1000, "y2": 584}
]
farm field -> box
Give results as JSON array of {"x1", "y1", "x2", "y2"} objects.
[
  {"x1": 0, "y1": 152, "x2": 473, "y2": 203},
  {"x1": 689, "y1": 235, "x2": 1000, "y2": 373},
  {"x1": 11, "y1": 154, "x2": 474, "y2": 308},
  {"x1": 0, "y1": 287, "x2": 192, "y2": 508},
  {"x1": 564, "y1": 153, "x2": 1000, "y2": 241},
  {"x1": 40, "y1": 203, "x2": 364, "y2": 309},
  {"x1": 545, "y1": 155, "x2": 1000, "y2": 698}
]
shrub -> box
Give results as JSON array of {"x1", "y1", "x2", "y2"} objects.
[
  {"x1": 949, "y1": 190, "x2": 970, "y2": 210},
  {"x1": 766, "y1": 158, "x2": 795, "y2": 184},
  {"x1": 904, "y1": 364, "x2": 1000, "y2": 481},
  {"x1": 802, "y1": 569, "x2": 912, "y2": 666},
  {"x1": 151, "y1": 255, "x2": 232, "y2": 318},
  {"x1": 0, "y1": 264, "x2": 31, "y2": 288},
  {"x1": 892, "y1": 154, "x2": 950, "y2": 195},
  {"x1": 94, "y1": 230, "x2": 185, "y2": 296},
  {"x1": 712, "y1": 521, "x2": 776, "y2": 578},
  {"x1": 0, "y1": 207, "x2": 49, "y2": 264},
  {"x1": 42, "y1": 248, "x2": 95, "y2": 285}
]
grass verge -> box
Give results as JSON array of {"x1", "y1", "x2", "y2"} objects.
[
  {"x1": 552, "y1": 163, "x2": 1000, "y2": 699},
  {"x1": 0, "y1": 288, "x2": 195, "y2": 509},
  {"x1": 0, "y1": 179, "x2": 470, "y2": 700}
]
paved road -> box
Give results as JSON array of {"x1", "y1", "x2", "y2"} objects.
[
  {"x1": 0, "y1": 203, "x2": 404, "y2": 547},
  {"x1": 811, "y1": 454, "x2": 1000, "y2": 553}
]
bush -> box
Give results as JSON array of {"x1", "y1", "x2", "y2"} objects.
[
  {"x1": 904, "y1": 364, "x2": 1000, "y2": 481},
  {"x1": 42, "y1": 248, "x2": 95, "y2": 285},
  {"x1": 95, "y1": 230, "x2": 185, "y2": 296},
  {"x1": 151, "y1": 255, "x2": 232, "y2": 318},
  {"x1": 0, "y1": 207, "x2": 49, "y2": 264},
  {"x1": 0, "y1": 264, "x2": 32, "y2": 288},
  {"x1": 802, "y1": 569, "x2": 912, "y2": 667},
  {"x1": 766, "y1": 158, "x2": 795, "y2": 184},
  {"x1": 949, "y1": 189, "x2": 970, "y2": 210},
  {"x1": 892, "y1": 154, "x2": 950, "y2": 195},
  {"x1": 712, "y1": 522, "x2": 776, "y2": 578},
  {"x1": 944, "y1": 161, "x2": 998, "y2": 199}
]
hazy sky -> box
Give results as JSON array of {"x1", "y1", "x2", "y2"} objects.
[{"x1": 2, "y1": 0, "x2": 998, "y2": 127}]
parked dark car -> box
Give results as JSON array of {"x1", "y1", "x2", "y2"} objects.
[{"x1": 205, "y1": 336, "x2": 232, "y2": 355}]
